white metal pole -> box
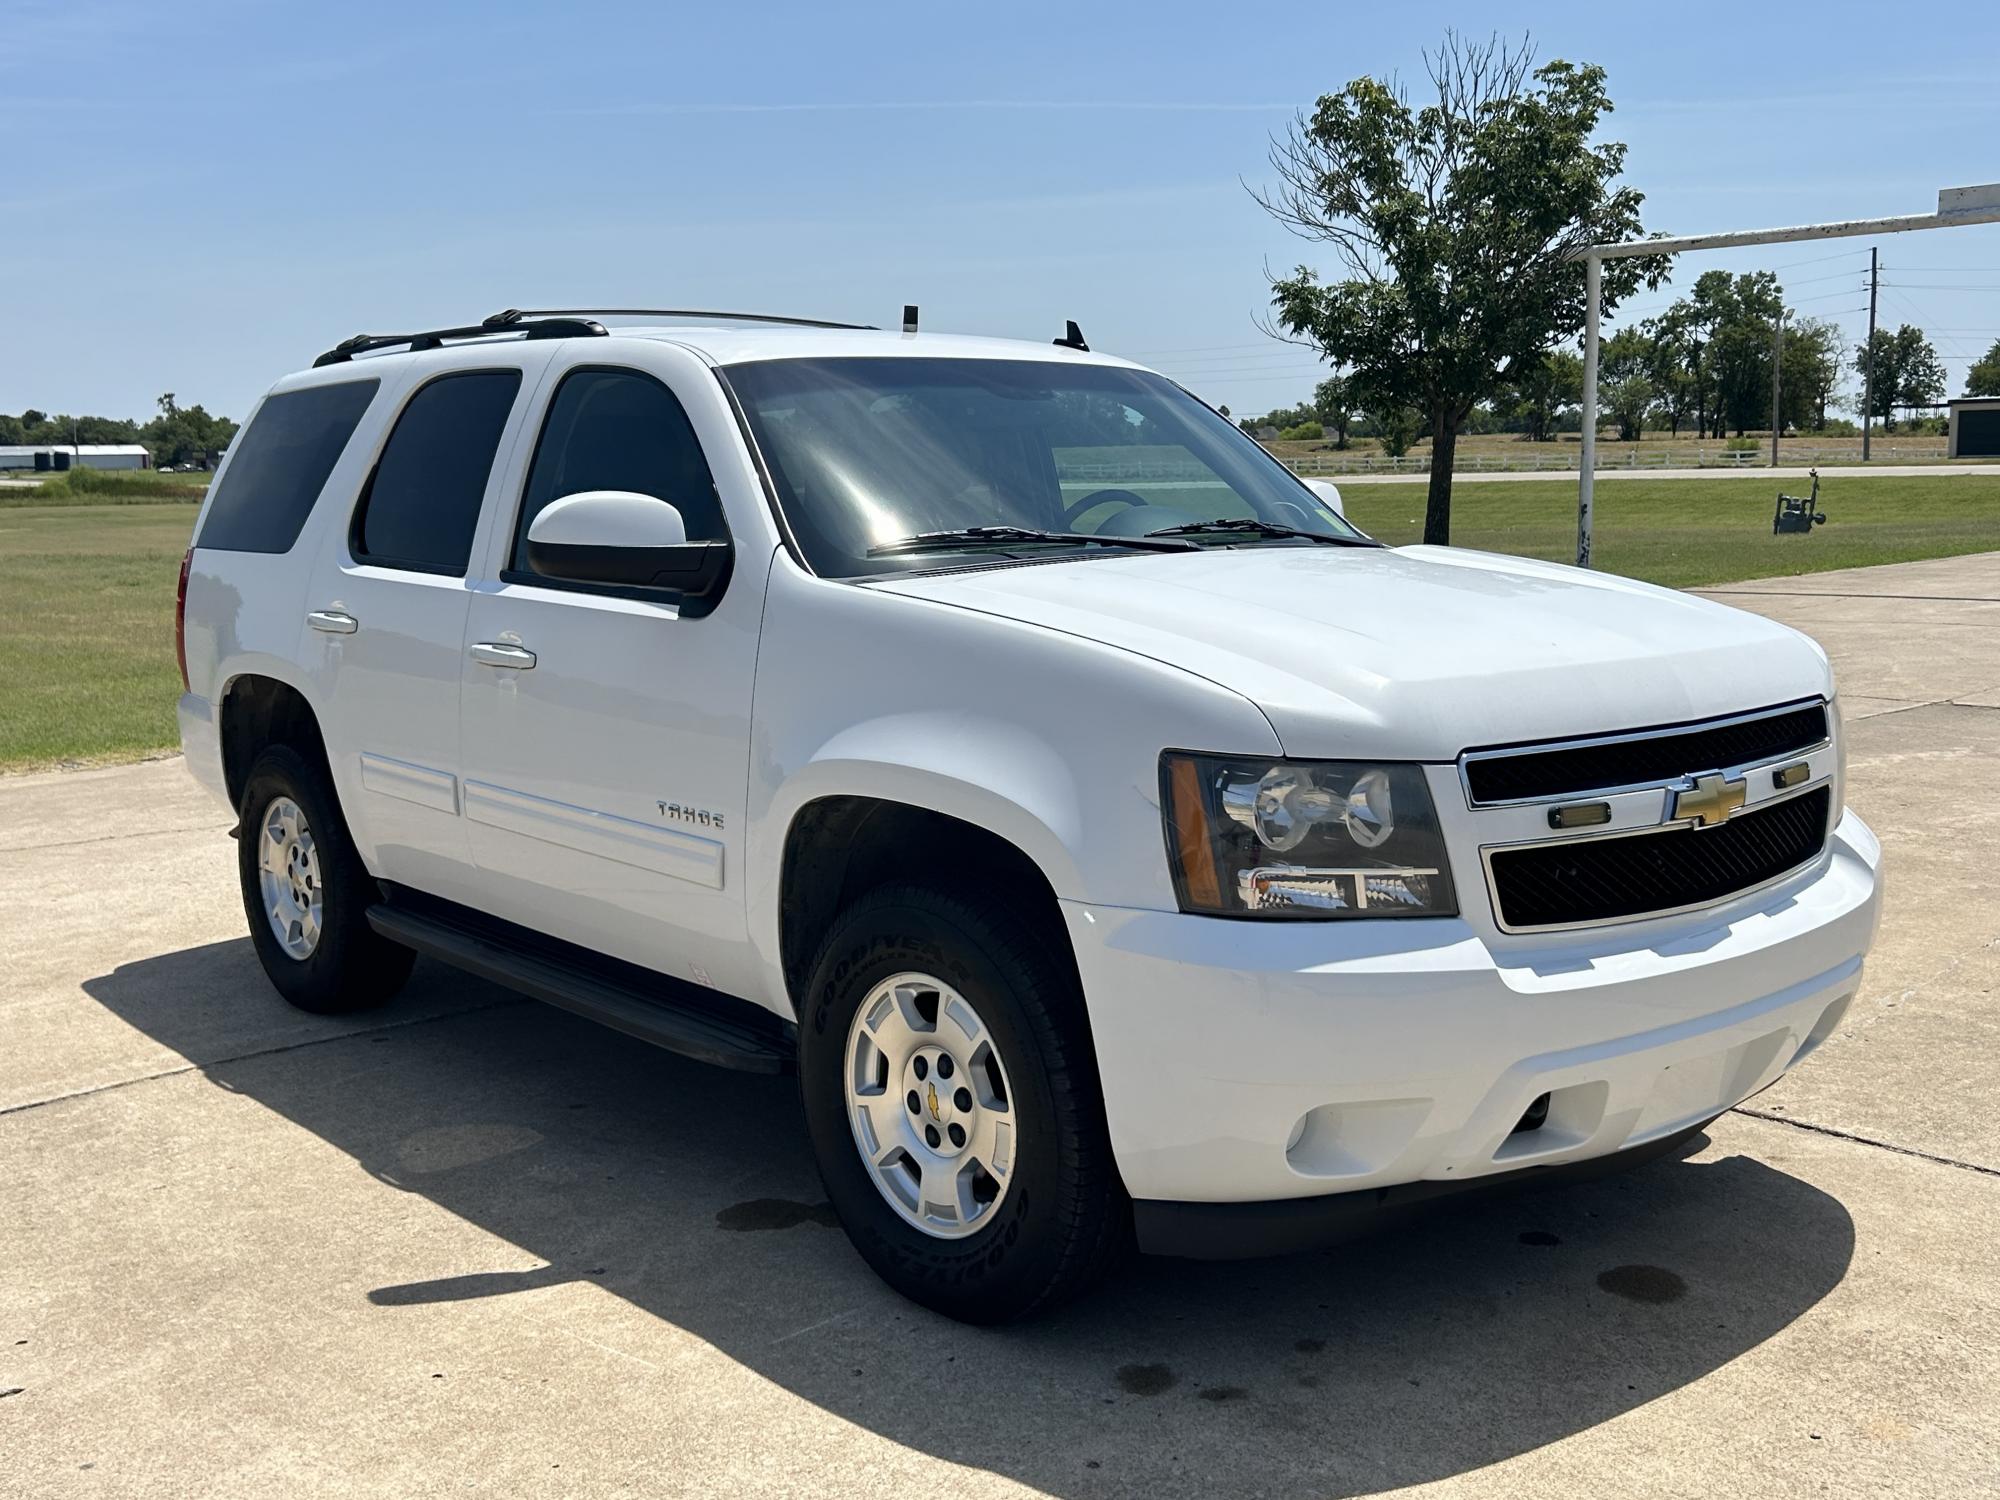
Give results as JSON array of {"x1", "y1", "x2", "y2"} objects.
[
  {"x1": 1770, "y1": 312, "x2": 1784, "y2": 468},
  {"x1": 1577, "y1": 252, "x2": 1600, "y2": 568},
  {"x1": 1569, "y1": 185, "x2": 1998, "y2": 570}
]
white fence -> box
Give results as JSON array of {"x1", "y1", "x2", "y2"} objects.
[{"x1": 1280, "y1": 446, "x2": 1955, "y2": 476}]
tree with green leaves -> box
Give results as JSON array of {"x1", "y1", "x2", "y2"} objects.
[
  {"x1": 1600, "y1": 327, "x2": 1654, "y2": 440},
  {"x1": 1856, "y1": 324, "x2": 1946, "y2": 431},
  {"x1": 1312, "y1": 373, "x2": 1355, "y2": 449},
  {"x1": 1784, "y1": 317, "x2": 1846, "y2": 431},
  {"x1": 1370, "y1": 405, "x2": 1423, "y2": 459},
  {"x1": 1966, "y1": 338, "x2": 2000, "y2": 398},
  {"x1": 1504, "y1": 349, "x2": 1585, "y2": 441},
  {"x1": 1254, "y1": 32, "x2": 1665, "y2": 543}
]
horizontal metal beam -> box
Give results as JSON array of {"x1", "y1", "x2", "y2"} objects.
[{"x1": 1585, "y1": 188, "x2": 2000, "y2": 260}]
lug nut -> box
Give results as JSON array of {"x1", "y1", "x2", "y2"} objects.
[
  {"x1": 907, "y1": 1090, "x2": 921, "y2": 1114},
  {"x1": 913, "y1": 1056, "x2": 928, "y2": 1081},
  {"x1": 948, "y1": 1123, "x2": 966, "y2": 1148},
  {"x1": 924, "y1": 1125, "x2": 941, "y2": 1149},
  {"x1": 954, "y1": 1088, "x2": 972, "y2": 1112},
  {"x1": 936, "y1": 1055, "x2": 954, "y2": 1080}
]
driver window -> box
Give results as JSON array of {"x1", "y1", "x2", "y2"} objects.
[
  {"x1": 511, "y1": 367, "x2": 726, "y2": 576},
  {"x1": 1050, "y1": 392, "x2": 1256, "y2": 532}
]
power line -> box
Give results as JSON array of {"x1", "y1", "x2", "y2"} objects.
[
  {"x1": 1878, "y1": 281, "x2": 2000, "y2": 292},
  {"x1": 1761, "y1": 246, "x2": 1872, "y2": 272}
]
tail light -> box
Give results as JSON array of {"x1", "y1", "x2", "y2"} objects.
[{"x1": 175, "y1": 546, "x2": 193, "y2": 692}]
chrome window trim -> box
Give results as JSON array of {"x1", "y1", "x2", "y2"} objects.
[
  {"x1": 1477, "y1": 773, "x2": 1837, "y2": 935},
  {"x1": 1456, "y1": 697, "x2": 1831, "y2": 810}
]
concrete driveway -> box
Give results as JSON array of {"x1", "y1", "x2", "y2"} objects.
[{"x1": 3, "y1": 555, "x2": 1997, "y2": 1499}]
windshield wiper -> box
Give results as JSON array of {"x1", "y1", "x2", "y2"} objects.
[
  {"x1": 867, "y1": 525, "x2": 1196, "y2": 557},
  {"x1": 1144, "y1": 517, "x2": 1379, "y2": 547}
]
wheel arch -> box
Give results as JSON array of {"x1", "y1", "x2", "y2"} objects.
[
  {"x1": 217, "y1": 669, "x2": 331, "y2": 816},
  {"x1": 771, "y1": 786, "x2": 1083, "y2": 1021}
]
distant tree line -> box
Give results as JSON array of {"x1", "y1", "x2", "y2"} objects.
[
  {"x1": 0, "y1": 393, "x2": 239, "y2": 467},
  {"x1": 1245, "y1": 290, "x2": 1968, "y2": 447}
]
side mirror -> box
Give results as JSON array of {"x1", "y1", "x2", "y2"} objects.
[
  {"x1": 525, "y1": 490, "x2": 732, "y2": 609},
  {"x1": 1302, "y1": 477, "x2": 1345, "y2": 518}
]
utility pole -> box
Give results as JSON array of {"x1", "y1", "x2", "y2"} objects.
[
  {"x1": 1862, "y1": 246, "x2": 1879, "y2": 461},
  {"x1": 1770, "y1": 312, "x2": 1785, "y2": 467}
]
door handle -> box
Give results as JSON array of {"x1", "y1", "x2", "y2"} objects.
[
  {"x1": 469, "y1": 642, "x2": 537, "y2": 670},
  {"x1": 306, "y1": 610, "x2": 358, "y2": 635}
]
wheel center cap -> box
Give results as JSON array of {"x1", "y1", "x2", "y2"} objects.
[{"x1": 902, "y1": 1046, "x2": 973, "y2": 1152}]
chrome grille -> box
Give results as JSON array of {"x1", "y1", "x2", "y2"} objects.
[
  {"x1": 1487, "y1": 786, "x2": 1831, "y2": 932},
  {"x1": 1463, "y1": 701, "x2": 1830, "y2": 805}
]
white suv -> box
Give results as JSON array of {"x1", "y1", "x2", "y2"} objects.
[{"x1": 176, "y1": 308, "x2": 1881, "y2": 1322}]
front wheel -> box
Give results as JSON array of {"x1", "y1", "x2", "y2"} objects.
[
  {"x1": 798, "y1": 884, "x2": 1127, "y2": 1323},
  {"x1": 236, "y1": 744, "x2": 413, "y2": 1015}
]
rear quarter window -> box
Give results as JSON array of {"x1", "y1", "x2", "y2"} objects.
[{"x1": 197, "y1": 379, "x2": 379, "y2": 554}]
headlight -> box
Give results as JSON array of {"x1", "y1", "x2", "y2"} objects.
[{"x1": 1161, "y1": 753, "x2": 1457, "y2": 919}]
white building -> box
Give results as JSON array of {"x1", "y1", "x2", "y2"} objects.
[{"x1": 0, "y1": 444, "x2": 152, "y2": 472}]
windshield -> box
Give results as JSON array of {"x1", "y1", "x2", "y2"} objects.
[{"x1": 721, "y1": 356, "x2": 1367, "y2": 576}]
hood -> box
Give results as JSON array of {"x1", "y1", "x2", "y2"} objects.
[{"x1": 868, "y1": 544, "x2": 1832, "y2": 760}]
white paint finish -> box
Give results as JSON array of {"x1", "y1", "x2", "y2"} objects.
[
  {"x1": 462, "y1": 779, "x2": 722, "y2": 889},
  {"x1": 358, "y1": 753, "x2": 459, "y2": 815},
  {"x1": 1301, "y1": 477, "x2": 1344, "y2": 517},
  {"x1": 175, "y1": 691, "x2": 230, "y2": 811},
  {"x1": 304, "y1": 564, "x2": 472, "y2": 883},
  {"x1": 1065, "y1": 814, "x2": 1879, "y2": 1203},
  {"x1": 741, "y1": 551, "x2": 1283, "y2": 998},
  {"x1": 870, "y1": 542, "x2": 1832, "y2": 763},
  {"x1": 525, "y1": 490, "x2": 690, "y2": 548},
  {"x1": 295, "y1": 347, "x2": 557, "y2": 900},
  {"x1": 457, "y1": 339, "x2": 775, "y2": 999}
]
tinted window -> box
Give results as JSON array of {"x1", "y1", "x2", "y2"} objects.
[
  {"x1": 197, "y1": 380, "x2": 378, "y2": 553},
  {"x1": 721, "y1": 358, "x2": 1360, "y2": 577},
  {"x1": 352, "y1": 370, "x2": 522, "y2": 574},
  {"x1": 511, "y1": 367, "x2": 725, "y2": 575}
]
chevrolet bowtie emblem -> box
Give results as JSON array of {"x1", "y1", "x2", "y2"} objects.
[
  {"x1": 926, "y1": 1083, "x2": 941, "y2": 1121},
  {"x1": 1673, "y1": 771, "x2": 1747, "y2": 829}
]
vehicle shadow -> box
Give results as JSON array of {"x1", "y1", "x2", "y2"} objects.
[{"x1": 85, "y1": 940, "x2": 1856, "y2": 1498}]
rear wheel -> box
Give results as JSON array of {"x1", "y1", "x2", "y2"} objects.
[
  {"x1": 798, "y1": 883, "x2": 1126, "y2": 1323},
  {"x1": 237, "y1": 744, "x2": 413, "y2": 1014}
]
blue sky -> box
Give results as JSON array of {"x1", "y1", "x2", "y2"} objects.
[{"x1": 4, "y1": 0, "x2": 1998, "y2": 423}]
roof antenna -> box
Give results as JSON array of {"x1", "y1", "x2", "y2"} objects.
[
  {"x1": 1052, "y1": 319, "x2": 1088, "y2": 351},
  {"x1": 902, "y1": 304, "x2": 919, "y2": 335}
]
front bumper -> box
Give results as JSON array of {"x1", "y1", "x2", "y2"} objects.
[{"x1": 1063, "y1": 810, "x2": 1881, "y2": 1213}]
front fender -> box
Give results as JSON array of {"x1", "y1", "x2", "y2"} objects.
[{"x1": 739, "y1": 559, "x2": 1283, "y2": 1011}]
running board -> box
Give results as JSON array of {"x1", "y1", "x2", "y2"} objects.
[{"x1": 366, "y1": 897, "x2": 794, "y2": 1074}]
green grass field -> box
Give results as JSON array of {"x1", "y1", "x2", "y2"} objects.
[
  {"x1": 0, "y1": 502, "x2": 201, "y2": 770},
  {"x1": 1342, "y1": 474, "x2": 2000, "y2": 589},
  {"x1": 2, "y1": 473, "x2": 1997, "y2": 772},
  {"x1": 0, "y1": 467, "x2": 212, "y2": 506}
]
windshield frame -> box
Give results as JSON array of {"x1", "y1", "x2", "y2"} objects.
[{"x1": 714, "y1": 354, "x2": 1372, "y2": 580}]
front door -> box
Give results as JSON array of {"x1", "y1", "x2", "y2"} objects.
[{"x1": 456, "y1": 349, "x2": 769, "y2": 1000}]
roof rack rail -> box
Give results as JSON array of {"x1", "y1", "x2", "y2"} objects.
[
  {"x1": 487, "y1": 306, "x2": 878, "y2": 332},
  {"x1": 312, "y1": 315, "x2": 606, "y2": 368}
]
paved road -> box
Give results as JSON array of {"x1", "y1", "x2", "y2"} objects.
[{"x1": 3, "y1": 556, "x2": 1998, "y2": 1498}]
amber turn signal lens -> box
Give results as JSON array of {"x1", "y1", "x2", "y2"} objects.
[{"x1": 1166, "y1": 755, "x2": 1222, "y2": 910}]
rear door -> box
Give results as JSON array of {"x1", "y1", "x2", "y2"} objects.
[{"x1": 303, "y1": 353, "x2": 553, "y2": 901}]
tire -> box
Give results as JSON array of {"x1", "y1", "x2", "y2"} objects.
[
  {"x1": 798, "y1": 882, "x2": 1127, "y2": 1323},
  {"x1": 236, "y1": 743, "x2": 413, "y2": 1015}
]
